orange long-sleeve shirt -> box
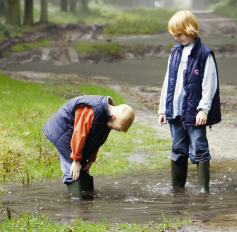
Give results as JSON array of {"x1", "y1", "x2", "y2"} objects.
[{"x1": 70, "y1": 105, "x2": 99, "y2": 162}]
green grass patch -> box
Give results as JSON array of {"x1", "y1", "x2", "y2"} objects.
[
  {"x1": 91, "y1": 122, "x2": 171, "y2": 177},
  {"x1": 0, "y1": 212, "x2": 190, "y2": 231},
  {"x1": 74, "y1": 41, "x2": 155, "y2": 59},
  {"x1": 214, "y1": 0, "x2": 237, "y2": 18},
  {"x1": 0, "y1": 73, "x2": 171, "y2": 183},
  {"x1": 75, "y1": 41, "x2": 122, "y2": 56},
  {"x1": 0, "y1": 22, "x2": 25, "y2": 40},
  {"x1": 103, "y1": 8, "x2": 175, "y2": 35},
  {"x1": 11, "y1": 39, "x2": 51, "y2": 51}
]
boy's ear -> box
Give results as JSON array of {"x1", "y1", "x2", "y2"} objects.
[{"x1": 110, "y1": 113, "x2": 116, "y2": 119}]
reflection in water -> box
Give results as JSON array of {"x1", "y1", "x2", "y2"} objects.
[{"x1": 2, "y1": 160, "x2": 237, "y2": 229}]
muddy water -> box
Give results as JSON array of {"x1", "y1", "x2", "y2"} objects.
[
  {"x1": 2, "y1": 160, "x2": 237, "y2": 229},
  {"x1": 6, "y1": 57, "x2": 237, "y2": 87}
]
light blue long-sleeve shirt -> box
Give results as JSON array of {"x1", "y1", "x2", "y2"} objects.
[{"x1": 158, "y1": 44, "x2": 217, "y2": 118}]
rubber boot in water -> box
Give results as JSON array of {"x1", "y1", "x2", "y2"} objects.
[
  {"x1": 171, "y1": 159, "x2": 188, "y2": 189},
  {"x1": 197, "y1": 160, "x2": 210, "y2": 193},
  {"x1": 66, "y1": 182, "x2": 83, "y2": 199},
  {"x1": 80, "y1": 172, "x2": 94, "y2": 191}
]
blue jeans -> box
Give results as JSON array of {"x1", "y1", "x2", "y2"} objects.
[
  {"x1": 58, "y1": 151, "x2": 89, "y2": 184},
  {"x1": 169, "y1": 117, "x2": 211, "y2": 164},
  {"x1": 58, "y1": 151, "x2": 75, "y2": 184}
]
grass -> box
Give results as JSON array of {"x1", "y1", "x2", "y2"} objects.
[
  {"x1": 103, "y1": 8, "x2": 175, "y2": 35},
  {"x1": 0, "y1": 212, "x2": 190, "y2": 231},
  {"x1": 0, "y1": 21, "x2": 28, "y2": 40},
  {"x1": 75, "y1": 41, "x2": 123, "y2": 58},
  {"x1": 214, "y1": 0, "x2": 237, "y2": 18},
  {"x1": 0, "y1": 73, "x2": 171, "y2": 183},
  {"x1": 74, "y1": 41, "x2": 155, "y2": 59},
  {"x1": 11, "y1": 39, "x2": 51, "y2": 51}
]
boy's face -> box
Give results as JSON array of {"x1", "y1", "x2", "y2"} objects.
[
  {"x1": 174, "y1": 33, "x2": 195, "y2": 45},
  {"x1": 107, "y1": 118, "x2": 121, "y2": 131}
]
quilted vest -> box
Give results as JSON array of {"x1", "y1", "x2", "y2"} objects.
[
  {"x1": 165, "y1": 37, "x2": 221, "y2": 126},
  {"x1": 42, "y1": 95, "x2": 113, "y2": 163}
]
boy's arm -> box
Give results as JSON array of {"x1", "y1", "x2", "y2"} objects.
[
  {"x1": 197, "y1": 54, "x2": 217, "y2": 115},
  {"x1": 70, "y1": 106, "x2": 94, "y2": 161},
  {"x1": 196, "y1": 54, "x2": 217, "y2": 126},
  {"x1": 70, "y1": 106, "x2": 94, "y2": 180},
  {"x1": 158, "y1": 55, "x2": 170, "y2": 115},
  {"x1": 81, "y1": 149, "x2": 99, "y2": 173},
  {"x1": 88, "y1": 149, "x2": 99, "y2": 162}
]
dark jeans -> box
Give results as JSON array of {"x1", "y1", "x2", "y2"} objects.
[{"x1": 169, "y1": 117, "x2": 211, "y2": 164}]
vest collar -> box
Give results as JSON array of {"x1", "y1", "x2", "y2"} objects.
[
  {"x1": 177, "y1": 36, "x2": 201, "y2": 57},
  {"x1": 102, "y1": 96, "x2": 115, "y2": 120}
]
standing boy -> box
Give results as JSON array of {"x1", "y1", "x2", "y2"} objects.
[
  {"x1": 43, "y1": 95, "x2": 135, "y2": 199},
  {"x1": 158, "y1": 10, "x2": 221, "y2": 193}
]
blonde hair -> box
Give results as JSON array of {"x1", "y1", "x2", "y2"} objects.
[
  {"x1": 114, "y1": 104, "x2": 135, "y2": 132},
  {"x1": 168, "y1": 10, "x2": 199, "y2": 38}
]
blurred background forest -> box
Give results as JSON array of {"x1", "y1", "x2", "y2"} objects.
[{"x1": 0, "y1": 0, "x2": 236, "y2": 30}]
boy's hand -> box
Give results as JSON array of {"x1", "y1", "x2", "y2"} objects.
[
  {"x1": 82, "y1": 162, "x2": 93, "y2": 173},
  {"x1": 70, "y1": 160, "x2": 81, "y2": 181},
  {"x1": 158, "y1": 114, "x2": 167, "y2": 126},
  {"x1": 196, "y1": 110, "x2": 207, "y2": 126}
]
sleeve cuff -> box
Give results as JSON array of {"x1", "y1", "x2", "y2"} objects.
[
  {"x1": 70, "y1": 153, "x2": 82, "y2": 162},
  {"x1": 197, "y1": 108, "x2": 209, "y2": 115}
]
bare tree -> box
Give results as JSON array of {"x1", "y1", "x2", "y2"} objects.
[
  {"x1": 6, "y1": 0, "x2": 21, "y2": 26},
  {"x1": 229, "y1": 0, "x2": 237, "y2": 6},
  {"x1": 40, "y1": 0, "x2": 48, "y2": 23},
  {"x1": 23, "y1": 0, "x2": 34, "y2": 26},
  {"x1": 61, "y1": 0, "x2": 68, "y2": 11},
  {"x1": 70, "y1": 0, "x2": 77, "y2": 14},
  {"x1": 0, "y1": 0, "x2": 6, "y2": 16},
  {"x1": 82, "y1": 0, "x2": 88, "y2": 12}
]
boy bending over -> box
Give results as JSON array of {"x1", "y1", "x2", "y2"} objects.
[{"x1": 43, "y1": 95, "x2": 135, "y2": 199}]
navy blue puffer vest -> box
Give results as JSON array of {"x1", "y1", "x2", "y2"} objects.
[
  {"x1": 42, "y1": 95, "x2": 113, "y2": 163},
  {"x1": 165, "y1": 37, "x2": 221, "y2": 126}
]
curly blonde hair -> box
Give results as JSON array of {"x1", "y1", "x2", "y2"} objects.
[{"x1": 168, "y1": 10, "x2": 199, "y2": 38}]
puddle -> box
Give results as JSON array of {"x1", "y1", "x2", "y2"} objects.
[
  {"x1": 6, "y1": 57, "x2": 237, "y2": 87},
  {"x1": 2, "y1": 160, "x2": 237, "y2": 229}
]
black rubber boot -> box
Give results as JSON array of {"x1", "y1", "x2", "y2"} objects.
[
  {"x1": 171, "y1": 159, "x2": 188, "y2": 188},
  {"x1": 66, "y1": 182, "x2": 83, "y2": 199},
  {"x1": 197, "y1": 160, "x2": 210, "y2": 193},
  {"x1": 80, "y1": 172, "x2": 94, "y2": 191}
]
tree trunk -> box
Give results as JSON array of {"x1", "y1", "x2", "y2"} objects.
[
  {"x1": 229, "y1": 0, "x2": 237, "y2": 7},
  {"x1": 40, "y1": 0, "x2": 48, "y2": 23},
  {"x1": 82, "y1": 0, "x2": 88, "y2": 12},
  {"x1": 6, "y1": 0, "x2": 21, "y2": 26},
  {"x1": 0, "y1": 0, "x2": 6, "y2": 16},
  {"x1": 23, "y1": 0, "x2": 34, "y2": 26},
  {"x1": 70, "y1": 0, "x2": 77, "y2": 14},
  {"x1": 61, "y1": 0, "x2": 68, "y2": 11}
]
